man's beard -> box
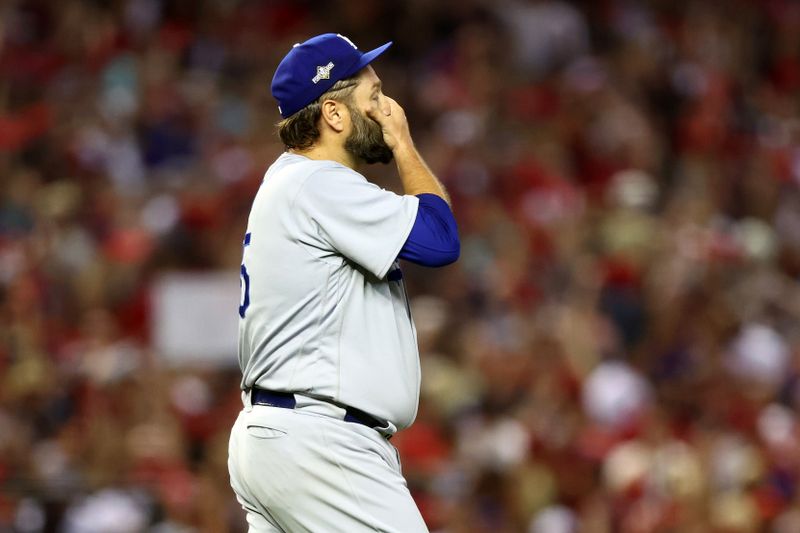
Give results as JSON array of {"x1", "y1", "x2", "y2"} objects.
[{"x1": 344, "y1": 104, "x2": 394, "y2": 165}]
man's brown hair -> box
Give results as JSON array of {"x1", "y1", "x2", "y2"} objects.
[{"x1": 277, "y1": 78, "x2": 359, "y2": 150}]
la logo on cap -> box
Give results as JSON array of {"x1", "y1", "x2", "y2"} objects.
[
  {"x1": 337, "y1": 34, "x2": 358, "y2": 49},
  {"x1": 312, "y1": 62, "x2": 335, "y2": 84}
]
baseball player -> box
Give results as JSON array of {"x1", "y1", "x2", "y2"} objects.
[{"x1": 227, "y1": 33, "x2": 459, "y2": 532}]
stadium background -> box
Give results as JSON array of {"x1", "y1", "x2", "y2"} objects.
[{"x1": 2, "y1": 0, "x2": 800, "y2": 531}]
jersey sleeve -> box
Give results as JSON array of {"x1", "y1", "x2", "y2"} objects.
[
  {"x1": 398, "y1": 193, "x2": 460, "y2": 267},
  {"x1": 295, "y1": 167, "x2": 419, "y2": 279}
]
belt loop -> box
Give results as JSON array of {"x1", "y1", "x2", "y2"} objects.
[{"x1": 242, "y1": 389, "x2": 253, "y2": 411}]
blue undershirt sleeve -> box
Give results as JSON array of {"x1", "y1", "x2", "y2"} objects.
[{"x1": 398, "y1": 193, "x2": 460, "y2": 267}]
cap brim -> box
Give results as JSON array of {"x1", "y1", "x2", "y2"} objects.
[{"x1": 354, "y1": 41, "x2": 392, "y2": 73}]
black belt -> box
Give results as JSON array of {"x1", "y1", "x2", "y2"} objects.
[{"x1": 249, "y1": 389, "x2": 387, "y2": 432}]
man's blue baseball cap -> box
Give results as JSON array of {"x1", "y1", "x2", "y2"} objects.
[{"x1": 271, "y1": 33, "x2": 392, "y2": 118}]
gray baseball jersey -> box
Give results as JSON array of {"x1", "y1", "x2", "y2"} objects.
[{"x1": 238, "y1": 152, "x2": 421, "y2": 431}]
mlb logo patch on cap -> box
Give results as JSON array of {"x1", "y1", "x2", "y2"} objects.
[{"x1": 271, "y1": 33, "x2": 392, "y2": 118}]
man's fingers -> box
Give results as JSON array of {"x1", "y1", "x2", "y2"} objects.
[{"x1": 367, "y1": 105, "x2": 387, "y2": 123}]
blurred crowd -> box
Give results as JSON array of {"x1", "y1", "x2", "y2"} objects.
[{"x1": 2, "y1": 0, "x2": 800, "y2": 531}]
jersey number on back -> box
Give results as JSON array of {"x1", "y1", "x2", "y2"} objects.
[{"x1": 239, "y1": 232, "x2": 252, "y2": 318}]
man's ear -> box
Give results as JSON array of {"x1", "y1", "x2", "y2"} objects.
[{"x1": 320, "y1": 99, "x2": 347, "y2": 133}]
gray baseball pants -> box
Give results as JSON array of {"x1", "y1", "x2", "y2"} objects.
[{"x1": 228, "y1": 395, "x2": 429, "y2": 532}]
